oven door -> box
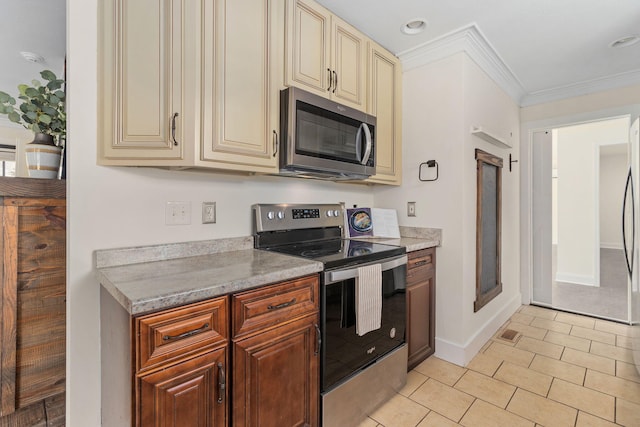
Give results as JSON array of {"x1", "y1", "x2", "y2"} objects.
[{"x1": 321, "y1": 255, "x2": 407, "y2": 392}]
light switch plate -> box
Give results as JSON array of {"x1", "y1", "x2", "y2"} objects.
[{"x1": 166, "y1": 201, "x2": 191, "y2": 225}]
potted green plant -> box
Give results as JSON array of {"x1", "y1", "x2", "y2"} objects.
[{"x1": 0, "y1": 70, "x2": 66, "y2": 178}]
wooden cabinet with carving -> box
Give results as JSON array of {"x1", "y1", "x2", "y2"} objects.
[
  {"x1": 232, "y1": 275, "x2": 320, "y2": 427},
  {"x1": 366, "y1": 42, "x2": 402, "y2": 185},
  {"x1": 406, "y1": 248, "x2": 436, "y2": 370},
  {"x1": 286, "y1": 0, "x2": 367, "y2": 111},
  {"x1": 134, "y1": 297, "x2": 229, "y2": 427}
]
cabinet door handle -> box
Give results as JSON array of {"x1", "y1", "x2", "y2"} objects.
[
  {"x1": 332, "y1": 71, "x2": 337, "y2": 93},
  {"x1": 272, "y1": 130, "x2": 278, "y2": 158},
  {"x1": 267, "y1": 298, "x2": 296, "y2": 310},
  {"x1": 327, "y1": 68, "x2": 332, "y2": 91},
  {"x1": 314, "y1": 323, "x2": 321, "y2": 356},
  {"x1": 217, "y1": 362, "x2": 225, "y2": 404},
  {"x1": 414, "y1": 260, "x2": 428, "y2": 267},
  {"x1": 162, "y1": 322, "x2": 209, "y2": 341},
  {"x1": 171, "y1": 112, "x2": 179, "y2": 146}
]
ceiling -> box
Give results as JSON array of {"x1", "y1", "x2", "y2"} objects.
[
  {"x1": 1, "y1": 1, "x2": 639, "y2": 109},
  {"x1": 0, "y1": 0, "x2": 66, "y2": 116},
  {"x1": 316, "y1": 0, "x2": 640, "y2": 106}
]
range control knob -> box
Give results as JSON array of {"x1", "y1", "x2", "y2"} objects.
[
  {"x1": 326, "y1": 210, "x2": 334, "y2": 217},
  {"x1": 277, "y1": 211, "x2": 285, "y2": 220},
  {"x1": 267, "y1": 211, "x2": 275, "y2": 220},
  {"x1": 333, "y1": 210, "x2": 341, "y2": 217}
]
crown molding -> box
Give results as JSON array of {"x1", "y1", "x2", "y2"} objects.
[
  {"x1": 398, "y1": 24, "x2": 527, "y2": 104},
  {"x1": 520, "y1": 68, "x2": 640, "y2": 106},
  {"x1": 398, "y1": 23, "x2": 640, "y2": 107}
]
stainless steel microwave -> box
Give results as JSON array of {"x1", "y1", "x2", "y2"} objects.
[{"x1": 279, "y1": 87, "x2": 376, "y2": 180}]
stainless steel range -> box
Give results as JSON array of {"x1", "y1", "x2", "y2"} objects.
[{"x1": 253, "y1": 203, "x2": 408, "y2": 427}]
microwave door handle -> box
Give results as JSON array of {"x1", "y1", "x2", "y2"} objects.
[
  {"x1": 355, "y1": 124, "x2": 363, "y2": 163},
  {"x1": 361, "y1": 123, "x2": 372, "y2": 165}
]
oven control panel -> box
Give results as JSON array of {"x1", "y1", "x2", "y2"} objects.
[{"x1": 253, "y1": 203, "x2": 345, "y2": 232}]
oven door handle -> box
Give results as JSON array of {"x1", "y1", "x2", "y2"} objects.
[{"x1": 326, "y1": 255, "x2": 407, "y2": 284}]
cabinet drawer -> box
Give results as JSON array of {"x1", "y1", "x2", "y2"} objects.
[
  {"x1": 407, "y1": 248, "x2": 435, "y2": 285},
  {"x1": 232, "y1": 275, "x2": 319, "y2": 339},
  {"x1": 136, "y1": 296, "x2": 228, "y2": 372},
  {"x1": 408, "y1": 248, "x2": 435, "y2": 270}
]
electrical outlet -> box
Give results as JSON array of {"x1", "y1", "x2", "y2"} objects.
[
  {"x1": 202, "y1": 202, "x2": 216, "y2": 224},
  {"x1": 165, "y1": 201, "x2": 191, "y2": 225},
  {"x1": 407, "y1": 201, "x2": 416, "y2": 217}
]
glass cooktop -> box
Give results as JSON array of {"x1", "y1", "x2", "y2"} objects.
[{"x1": 263, "y1": 238, "x2": 405, "y2": 270}]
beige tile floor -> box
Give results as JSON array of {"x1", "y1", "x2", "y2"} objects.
[{"x1": 359, "y1": 305, "x2": 640, "y2": 427}]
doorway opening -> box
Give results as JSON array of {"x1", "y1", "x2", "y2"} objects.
[{"x1": 531, "y1": 116, "x2": 630, "y2": 322}]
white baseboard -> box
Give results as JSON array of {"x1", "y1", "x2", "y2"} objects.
[
  {"x1": 434, "y1": 293, "x2": 522, "y2": 367},
  {"x1": 600, "y1": 243, "x2": 623, "y2": 250},
  {"x1": 555, "y1": 272, "x2": 598, "y2": 287}
]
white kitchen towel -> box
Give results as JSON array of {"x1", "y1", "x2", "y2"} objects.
[{"x1": 355, "y1": 263, "x2": 382, "y2": 336}]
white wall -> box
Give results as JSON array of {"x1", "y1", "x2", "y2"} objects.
[
  {"x1": 600, "y1": 147, "x2": 627, "y2": 249},
  {"x1": 555, "y1": 124, "x2": 599, "y2": 286},
  {"x1": 375, "y1": 53, "x2": 521, "y2": 365},
  {"x1": 67, "y1": 1, "x2": 373, "y2": 424}
]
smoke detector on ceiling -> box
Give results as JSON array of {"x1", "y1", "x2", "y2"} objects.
[
  {"x1": 610, "y1": 35, "x2": 640, "y2": 48},
  {"x1": 401, "y1": 19, "x2": 427, "y2": 35},
  {"x1": 20, "y1": 51, "x2": 45, "y2": 63}
]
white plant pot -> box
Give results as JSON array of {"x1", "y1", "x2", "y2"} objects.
[{"x1": 25, "y1": 143, "x2": 62, "y2": 179}]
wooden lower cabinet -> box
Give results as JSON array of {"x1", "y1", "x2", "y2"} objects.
[
  {"x1": 406, "y1": 248, "x2": 436, "y2": 370},
  {"x1": 134, "y1": 297, "x2": 230, "y2": 427},
  {"x1": 101, "y1": 274, "x2": 320, "y2": 427},
  {"x1": 232, "y1": 275, "x2": 320, "y2": 427},
  {"x1": 138, "y1": 348, "x2": 228, "y2": 427},
  {"x1": 232, "y1": 314, "x2": 319, "y2": 427}
]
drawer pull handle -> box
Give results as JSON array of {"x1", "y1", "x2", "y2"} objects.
[
  {"x1": 162, "y1": 323, "x2": 210, "y2": 341},
  {"x1": 267, "y1": 298, "x2": 296, "y2": 310},
  {"x1": 217, "y1": 362, "x2": 225, "y2": 404},
  {"x1": 414, "y1": 260, "x2": 429, "y2": 267}
]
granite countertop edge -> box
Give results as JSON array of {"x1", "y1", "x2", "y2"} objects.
[{"x1": 96, "y1": 228, "x2": 441, "y2": 316}]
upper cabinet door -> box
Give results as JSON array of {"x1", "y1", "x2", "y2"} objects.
[
  {"x1": 366, "y1": 42, "x2": 402, "y2": 185},
  {"x1": 100, "y1": 0, "x2": 199, "y2": 162},
  {"x1": 286, "y1": 0, "x2": 331, "y2": 96},
  {"x1": 286, "y1": 0, "x2": 366, "y2": 111},
  {"x1": 200, "y1": 0, "x2": 280, "y2": 173},
  {"x1": 330, "y1": 17, "x2": 366, "y2": 110}
]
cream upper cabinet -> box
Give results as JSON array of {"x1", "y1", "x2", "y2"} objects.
[
  {"x1": 366, "y1": 41, "x2": 402, "y2": 185},
  {"x1": 99, "y1": 0, "x2": 200, "y2": 164},
  {"x1": 100, "y1": 0, "x2": 281, "y2": 173},
  {"x1": 199, "y1": 0, "x2": 281, "y2": 173},
  {"x1": 286, "y1": 0, "x2": 367, "y2": 111}
]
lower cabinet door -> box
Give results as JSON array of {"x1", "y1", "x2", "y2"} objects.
[
  {"x1": 138, "y1": 347, "x2": 228, "y2": 427},
  {"x1": 407, "y1": 270, "x2": 435, "y2": 370},
  {"x1": 233, "y1": 315, "x2": 319, "y2": 427}
]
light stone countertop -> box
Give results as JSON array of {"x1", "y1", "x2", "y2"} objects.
[
  {"x1": 96, "y1": 240, "x2": 322, "y2": 315},
  {"x1": 96, "y1": 228, "x2": 441, "y2": 316}
]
